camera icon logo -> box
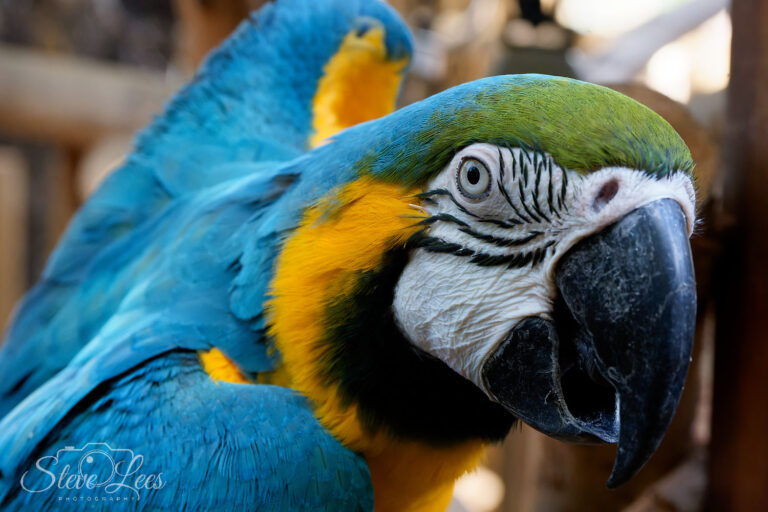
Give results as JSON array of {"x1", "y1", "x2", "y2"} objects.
[{"x1": 20, "y1": 442, "x2": 165, "y2": 498}]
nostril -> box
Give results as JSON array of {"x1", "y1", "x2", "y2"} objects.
[{"x1": 592, "y1": 179, "x2": 619, "y2": 212}]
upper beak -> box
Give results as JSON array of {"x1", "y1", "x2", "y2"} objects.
[{"x1": 481, "y1": 198, "x2": 696, "y2": 487}]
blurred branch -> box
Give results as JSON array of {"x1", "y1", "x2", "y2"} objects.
[
  {"x1": 570, "y1": 0, "x2": 729, "y2": 83},
  {"x1": 0, "y1": 44, "x2": 180, "y2": 148}
]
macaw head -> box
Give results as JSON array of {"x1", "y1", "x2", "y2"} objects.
[
  {"x1": 301, "y1": 0, "x2": 413, "y2": 147},
  {"x1": 205, "y1": 0, "x2": 412, "y2": 151},
  {"x1": 255, "y1": 0, "x2": 413, "y2": 147},
  {"x1": 268, "y1": 74, "x2": 696, "y2": 487}
]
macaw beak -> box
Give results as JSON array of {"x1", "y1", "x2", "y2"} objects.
[{"x1": 481, "y1": 198, "x2": 696, "y2": 487}]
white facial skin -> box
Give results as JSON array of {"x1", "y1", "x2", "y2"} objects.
[{"x1": 393, "y1": 143, "x2": 696, "y2": 393}]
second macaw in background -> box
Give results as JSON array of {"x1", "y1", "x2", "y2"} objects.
[{"x1": 0, "y1": 0, "x2": 697, "y2": 510}]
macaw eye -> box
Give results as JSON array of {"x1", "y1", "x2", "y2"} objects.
[{"x1": 457, "y1": 158, "x2": 491, "y2": 199}]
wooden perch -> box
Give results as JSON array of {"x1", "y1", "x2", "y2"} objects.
[
  {"x1": 570, "y1": 0, "x2": 729, "y2": 84},
  {"x1": 0, "y1": 44, "x2": 181, "y2": 148}
]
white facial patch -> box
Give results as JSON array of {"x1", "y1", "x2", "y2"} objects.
[{"x1": 392, "y1": 143, "x2": 696, "y2": 393}]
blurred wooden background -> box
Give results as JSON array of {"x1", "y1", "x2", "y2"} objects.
[{"x1": 0, "y1": 1, "x2": 761, "y2": 511}]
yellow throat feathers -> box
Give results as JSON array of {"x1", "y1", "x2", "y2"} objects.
[{"x1": 267, "y1": 178, "x2": 486, "y2": 512}]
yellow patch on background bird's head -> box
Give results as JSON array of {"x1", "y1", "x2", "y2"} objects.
[{"x1": 310, "y1": 25, "x2": 408, "y2": 147}]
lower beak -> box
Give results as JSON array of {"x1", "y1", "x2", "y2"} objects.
[{"x1": 482, "y1": 199, "x2": 696, "y2": 487}]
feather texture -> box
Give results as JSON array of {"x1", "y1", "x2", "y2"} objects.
[{"x1": 0, "y1": 0, "x2": 695, "y2": 509}]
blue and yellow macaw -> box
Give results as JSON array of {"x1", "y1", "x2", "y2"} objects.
[{"x1": 0, "y1": 0, "x2": 698, "y2": 510}]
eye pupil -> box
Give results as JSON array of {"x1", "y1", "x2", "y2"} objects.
[
  {"x1": 456, "y1": 157, "x2": 491, "y2": 200},
  {"x1": 467, "y1": 166, "x2": 480, "y2": 185}
]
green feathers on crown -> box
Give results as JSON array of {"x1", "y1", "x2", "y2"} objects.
[{"x1": 360, "y1": 75, "x2": 693, "y2": 186}]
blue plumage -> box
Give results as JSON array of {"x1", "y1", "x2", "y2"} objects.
[
  {"x1": 3, "y1": 352, "x2": 372, "y2": 511},
  {"x1": 0, "y1": 0, "x2": 691, "y2": 508},
  {"x1": 0, "y1": 0, "x2": 413, "y2": 419},
  {"x1": 0, "y1": 0, "x2": 410, "y2": 509}
]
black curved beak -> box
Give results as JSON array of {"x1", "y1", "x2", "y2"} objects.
[{"x1": 482, "y1": 199, "x2": 696, "y2": 487}]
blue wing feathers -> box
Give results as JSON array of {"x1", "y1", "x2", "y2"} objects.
[
  {"x1": 0, "y1": 0, "x2": 414, "y2": 508},
  {"x1": 1, "y1": 352, "x2": 372, "y2": 511},
  {"x1": 0, "y1": 0, "x2": 411, "y2": 412},
  {"x1": 0, "y1": 168, "x2": 296, "y2": 463}
]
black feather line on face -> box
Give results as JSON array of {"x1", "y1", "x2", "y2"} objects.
[
  {"x1": 320, "y1": 247, "x2": 515, "y2": 445},
  {"x1": 517, "y1": 180, "x2": 542, "y2": 223},
  {"x1": 559, "y1": 167, "x2": 569, "y2": 211},
  {"x1": 547, "y1": 159, "x2": 564, "y2": 220},
  {"x1": 531, "y1": 160, "x2": 550, "y2": 223},
  {"x1": 458, "y1": 227, "x2": 543, "y2": 248},
  {"x1": 479, "y1": 217, "x2": 525, "y2": 229},
  {"x1": 508, "y1": 251, "x2": 534, "y2": 268},
  {"x1": 419, "y1": 213, "x2": 470, "y2": 228},
  {"x1": 498, "y1": 147, "x2": 505, "y2": 180},
  {"x1": 421, "y1": 188, "x2": 526, "y2": 230},
  {"x1": 522, "y1": 154, "x2": 530, "y2": 185},
  {"x1": 510, "y1": 150, "x2": 518, "y2": 180},
  {"x1": 498, "y1": 179, "x2": 531, "y2": 224},
  {"x1": 412, "y1": 235, "x2": 469, "y2": 255},
  {"x1": 417, "y1": 189, "x2": 481, "y2": 219},
  {"x1": 470, "y1": 252, "x2": 518, "y2": 267},
  {"x1": 415, "y1": 234, "x2": 551, "y2": 270}
]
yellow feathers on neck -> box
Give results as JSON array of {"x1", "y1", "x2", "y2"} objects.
[
  {"x1": 266, "y1": 178, "x2": 486, "y2": 511},
  {"x1": 267, "y1": 177, "x2": 422, "y2": 449},
  {"x1": 310, "y1": 26, "x2": 408, "y2": 147}
]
